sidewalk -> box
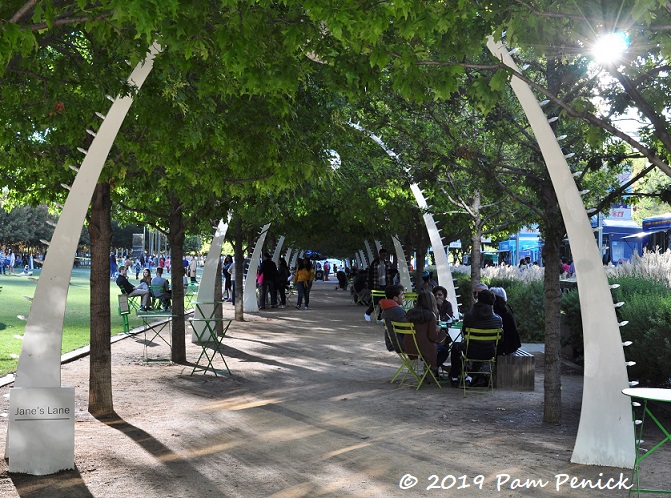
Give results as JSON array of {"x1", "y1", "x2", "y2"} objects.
[{"x1": 0, "y1": 282, "x2": 656, "y2": 497}]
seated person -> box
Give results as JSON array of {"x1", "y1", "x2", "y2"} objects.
[
  {"x1": 416, "y1": 271, "x2": 436, "y2": 292},
  {"x1": 405, "y1": 290, "x2": 449, "y2": 377},
  {"x1": 151, "y1": 266, "x2": 172, "y2": 311},
  {"x1": 351, "y1": 270, "x2": 371, "y2": 305},
  {"x1": 432, "y1": 285, "x2": 455, "y2": 322},
  {"x1": 18, "y1": 265, "x2": 33, "y2": 276},
  {"x1": 448, "y1": 289, "x2": 503, "y2": 387},
  {"x1": 490, "y1": 287, "x2": 521, "y2": 355},
  {"x1": 116, "y1": 265, "x2": 151, "y2": 311},
  {"x1": 379, "y1": 284, "x2": 407, "y2": 353}
]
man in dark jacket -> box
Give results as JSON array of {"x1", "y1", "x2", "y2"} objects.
[
  {"x1": 449, "y1": 289, "x2": 502, "y2": 386},
  {"x1": 380, "y1": 285, "x2": 407, "y2": 352}
]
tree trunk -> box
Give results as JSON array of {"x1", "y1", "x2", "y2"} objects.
[
  {"x1": 215, "y1": 256, "x2": 223, "y2": 335},
  {"x1": 415, "y1": 237, "x2": 429, "y2": 287},
  {"x1": 88, "y1": 182, "x2": 114, "y2": 418},
  {"x1": 541, "y1": 186, "x2": 564, "y2": 424},
  {"x1": 233, "y1": 217, "x2": 245, "y2": 321},
  {"x1": 469, "y1": 191, "x2": 483, "y2": 308},
  {"x1": 168, "y1": 196, "x2": 186, "y2": 363}
]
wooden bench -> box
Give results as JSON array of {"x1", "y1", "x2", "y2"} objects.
[{"x1": 496, "y1": 349, "x2": 535, "y2": 391}]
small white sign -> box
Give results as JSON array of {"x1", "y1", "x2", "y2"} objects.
[{"x1": 8, "y1": 386, "x2": 75, "y2": 475}]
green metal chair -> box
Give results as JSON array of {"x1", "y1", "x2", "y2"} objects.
[
  {"x1": 150, "y1": 284, "x2": 170, "y2": 311},
  {"x1": 389, "y1": 321, "x2": 442, "y2": 390},
  {"x1": 402, "y1": 291, "x2": 418, "y2": 310},
  {"x1": 460, "y1": 327, "x2": 502, "y2": 395},
  {"x1": 118, "y1": 286, "x2": 140, "y2": 311},
  {"x1": 370, "y1": 289, "x2": 386, "y2": 320}
]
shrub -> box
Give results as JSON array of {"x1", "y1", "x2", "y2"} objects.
[
  {"x1": 560, "y1": 289, "x2": 583, "y2": 362},
  {"x1": 505, "y1": 279, "x2": 546, "y2": 342},
  {"x1": 562, "y1": 275, "x2": 671, "y2": 387}
]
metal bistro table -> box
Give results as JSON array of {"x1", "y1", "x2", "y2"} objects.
[
  {"x1": 138, "y1": 312, "x2": 173, "y2": 362},
  {"x1": 439, "y1": 321, "x2": 463, "y2": 348},
  {"x1": 189, "y1": 301, "x2": 231, "y2": 376},
  {"x1": 622, "y1": 387, "x2": 671, "y2": 496}
]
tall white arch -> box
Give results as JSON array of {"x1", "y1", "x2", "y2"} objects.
[
  {"x1": 243, "y1": 223, "x2": 271, "y2": 312},
  {"x1": 364, "y1": 240, "x2": 375, "y2": 265},
  {"x1": 391, "y1": 235, "x2": 413, "y2": 290},
  {"x1": 7, "y1": 43, "x2": 161, "y2": 475},
  {"x1": 349, "y1": 122, "x2": 459, "y2": 314},
  {"x1": 192, "y1": 216, "x2": 230, "y2": 343},
  {"x1": 290, "y1": 250, "x2": 300, "y2": 270},
  {"x1": 272, "y1": 236, "x2": 285, "y2": 265},
  {"x1": 357, "y1": 250, "x2": 367, "y2": 269},
  {"x1": 487, "y1": 37, "x2": 634, "y2": 468}
]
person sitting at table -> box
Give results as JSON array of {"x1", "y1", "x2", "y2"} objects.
[
  {"x1": 379, "y1": 284, "x2": 407, "y2": 353},
  {"x1": 151, "y1": 266, "x2": 172, "y2": 312},
  {"x1": 490, "y1": 287, "x2": 521, "y2": 355},
  {"x1": 448, "y1": 289, "x2": 502, "y2": 387},
  {"x1": 140, "y1": 268, "x2": 152, "y2": 289},
  {"x1": 116, "y1": 265, "x2": 151, "y2": 311},
  {"x1": 405, "y1": 290, "x2": 449, "y2": 378},
  {"x1": 432, "y1": 285, "x2": 455, "y2": 322}
]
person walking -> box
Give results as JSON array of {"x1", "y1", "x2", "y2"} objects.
[
  {"x1": 258, "y1": 253, "x2": 278, "y2": 309},
  {"x1": 293, "y1": 258, "x2": 315, "y2": 310},
  {"x1": 8, "y1": 249, "x2": 15, "y2": 275},
  {"x1": 275, "y1": 257, "x2": 290, "y2": 308}
]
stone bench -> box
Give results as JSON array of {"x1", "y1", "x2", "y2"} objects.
[{"x1": 496, "y1": 349, "x2": 535, "y2": 391}]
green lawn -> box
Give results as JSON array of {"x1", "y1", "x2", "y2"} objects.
[{"x1": 0, "y1": 267, "x2": 162, "y2": 377}]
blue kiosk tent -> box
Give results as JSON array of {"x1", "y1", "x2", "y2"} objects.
[
  {"x1": 623, "y1": 212, "x2": 671, "y2": 253},
  {"x1": 497, "y1": 226, "x2": 542, "y2": 266},
  {"x1": 596, "y1": 218, "x2": 643, "y2": 264}
]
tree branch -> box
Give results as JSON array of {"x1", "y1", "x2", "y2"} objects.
[
  {"x1": 9, "y1": 0, "x2": 38, "y2": 23},
  {"x1": 501, "y1": 62, "x2": 671, "y2": 178}
]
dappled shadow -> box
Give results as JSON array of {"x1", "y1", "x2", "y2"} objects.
[
  {"x1": 98, "y1": 413, "x2": 224, "y2": 496},
  {"x1": 9, "y1": 466, "x2": 93, "y2": 498}
]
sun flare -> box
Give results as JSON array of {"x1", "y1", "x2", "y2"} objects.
[{"x1": 592, "y1": 32, "x2": 629, "y2": 65}]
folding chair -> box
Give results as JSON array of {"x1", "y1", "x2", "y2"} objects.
[
  {"x1": 150, "y1": 284, "x2": 170, "y2": 311},
  {"x1": 119, "y1": 286, "x2": 140, "y2": 311},
  {"x1": 370, "y1": 289, "x2": 386, "y2": 319},
  {"x1": 184, "y1": 282, "x2": 198, "y2": 310},
  {"x1": 351, "y1": 286, "x2": 371, "y2": 306},
  {"x1": 389, "y1": 321, "x2": 442, "y2": 390},
  {"x1": 402, "y1": 291, "x2": 418, "y2": 310},
  {"x1": 460, "y1": 327, "x2": 502, "y2": 394}
]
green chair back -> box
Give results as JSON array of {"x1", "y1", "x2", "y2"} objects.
[
  {"x1": 461, "y1": 327, "x2": 502, "y2": 394},
  {"x1": 390, "y1": 321, "x2": 442, "y2": 390}
]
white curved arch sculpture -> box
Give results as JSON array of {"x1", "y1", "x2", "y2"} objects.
[
  {"x1": 272, "y1": 236, "x2": 285, "y2": 265},
  {"x1": 7, "y1": 43, "x2": 161, "y2": 475},
  {"x1": 374, "y1": 240, "x2": 382, "y2": 254},
  {"x1": 290, "y1": 250, "x2": 300, "y2": 270},
  {"x1": 487, "y1": 37, "x2": 634, "y2": 467},
  {"x1": 243, "y1": 223, "x2": 271, "y2": 312},
  {"x1": 358, "y1": 250, "x2": 367, "y2": 269},
  {"x1": 364, "y1": 240, "x2": 375, "y2": 265},
  {"x1": 409, "y1": 184, "x2": 459, "y2": 314},
  {"x1": 391, "y1": 235, "x2": 413, "y2": 291},
  {"x1": 192, "y1": 216, "x2": 230, "y2": 343},
  {"x1": 348, "y1": 122, "x2": 459, "y2": 314}
]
